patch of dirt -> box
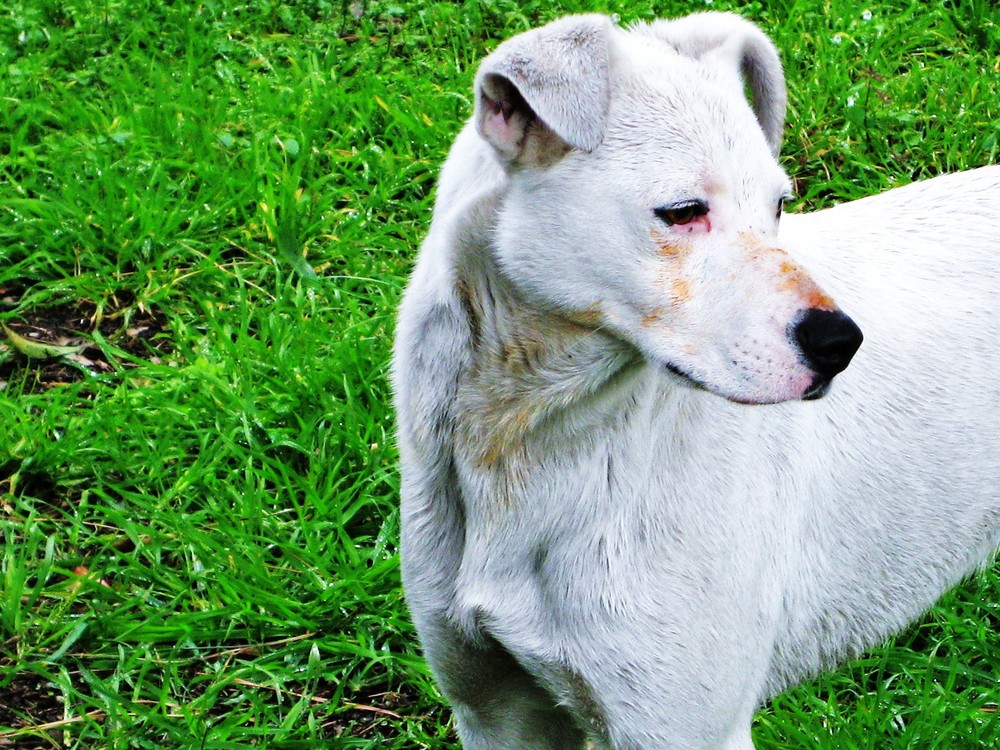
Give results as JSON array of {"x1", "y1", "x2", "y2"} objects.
[
  {"x1": 331, "y1": 682, "x2": 453, "y2": 741},
  {"x1": 0, "y1": 664, "x2": 65, "y2": 748},
  {"x1": 0, "y1": 661, "x2": 442, "y2": 745},
  {"x1": 0, "y1": 286, "x2": 172, "y2": 394}
]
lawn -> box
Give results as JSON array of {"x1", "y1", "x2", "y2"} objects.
[{"x1": 0, "y1": 0, "x2": 997, "y2": 747}]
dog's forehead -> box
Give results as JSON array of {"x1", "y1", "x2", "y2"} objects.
[
  {"x1": 596, "y1": 78, "x2": 786, "y2": 200},
  {"x1": 609, "y1": 45, "x2": 760, "y2": 147}
]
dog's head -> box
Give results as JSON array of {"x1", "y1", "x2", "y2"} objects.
[{"x1": 472, "y1": 13, "x2": 862, "y2": 405}]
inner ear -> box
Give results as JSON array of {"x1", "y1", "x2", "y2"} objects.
[
  {"x1": 479, "y1": 74, "x2": 573, "y2": 167},
  {"x1": 472, "y1": 14, "x2": 614, "y2": 166},
  {"x1": 478, "y1": 74, "x2": 536, "y2": 161}
]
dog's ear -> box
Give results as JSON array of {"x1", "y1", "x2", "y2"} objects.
[
  {"x1": 474, "y1": 14, "x2": 614, "y2": 165},
  {"x1": 641, "y1": 12, "x2": 786, "y2": 155}
]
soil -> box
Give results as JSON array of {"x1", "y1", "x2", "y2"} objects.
[
  {"x1": 0, "y1": 287, "x2": 172, "y2": 394},
  {"x1": 0, "y1": 666, "x2": 64, "y2": 749},
  {"x1": 0, "y1": 663, "x2": 440, "y2": 745}
]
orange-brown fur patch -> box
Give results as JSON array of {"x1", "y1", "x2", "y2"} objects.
[
  {"x1": 776, "y1": 260, "x2": 836, "y2": 311},
  {"x1": 671, "y1": 277, "x2": 692, "y2": 304},
  {"x1": 641, "y1": 307, "x2": 665, "y2": 327},
  {"x1": 652, "y1": 229, "x2": 692, "y2": 258},
  {"x1": 462, "y1": 310, "x2": 597, "y2": 472},
  {"x1": 653, "y1": 257, "x2": 693, "y2": 309},
  {"x1": 566, "y1": 304, "x2": 603, "y2": 327},
  {"x1": 741, "y1": 236, "x2": 838, "y2": 312}
]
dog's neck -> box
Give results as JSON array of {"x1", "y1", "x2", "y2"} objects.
[{"x1": 451, "y1": 218, "x2": 640, "y2": 470}]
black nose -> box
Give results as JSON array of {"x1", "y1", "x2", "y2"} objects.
[{"x1": 792, "y1": 308, "x2": 863, "y2": 378}]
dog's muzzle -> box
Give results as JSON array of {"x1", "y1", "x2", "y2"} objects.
[{"x1": 792, "y1": 308, "x2": 864, "y2": 400}]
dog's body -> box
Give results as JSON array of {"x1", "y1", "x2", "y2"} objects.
[{"x1": 392, "y1": 13, "x2": 1000, "y2": 750}]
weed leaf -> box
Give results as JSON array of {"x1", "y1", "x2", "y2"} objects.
[{"x1": 2, "y1": 325, "x2": 84, "y2": 359}]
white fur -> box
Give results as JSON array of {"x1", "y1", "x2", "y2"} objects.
[{"x1": 392, "y1": 12, "x2": 1000, "y2": 750}]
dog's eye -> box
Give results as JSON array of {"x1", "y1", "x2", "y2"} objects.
[{"x1": 654, "y1": 201, "x2": 708, "y2": 227}]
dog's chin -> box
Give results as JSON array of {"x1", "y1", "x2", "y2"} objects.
[
  {"x1": 662, "y1": 363, "x2": 767, "y2": 405},
  {"x1": 662, "y1": 363, "x2": 833, "y2": 405}
]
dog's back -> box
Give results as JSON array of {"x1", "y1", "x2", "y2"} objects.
[{"x1": 762, "y1": 167, "x2": 1000, "y2": 690}]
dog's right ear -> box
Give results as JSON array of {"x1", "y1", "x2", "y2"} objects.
[{"x1": 474, "y1": 15, "x2": 614, "y2": 165}]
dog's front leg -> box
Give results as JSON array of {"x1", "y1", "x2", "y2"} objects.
[
  {"x1": 412, "y1": 613, "x2": 588, "y2": 750},
  {"x1": 547, "y1": 628, "x2": 763, "y2": 750},
  {"x1": 399, "y1": 447, "x2": 590, "y2": 749},
  {"x1": 461, "y1": 611, "x2": 766, "y2": 750},
  {"x1": 457, "y1": 522, "x2": 779, "y2": 750}
]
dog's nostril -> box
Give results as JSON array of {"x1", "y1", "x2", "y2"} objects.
[{"x1": 793, "y1": 308, "x2": 864, "y2": 378}]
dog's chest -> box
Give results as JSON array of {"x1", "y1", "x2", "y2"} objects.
[{"x1": 452, "y1": 375, "x2": 791, "y2": 569}]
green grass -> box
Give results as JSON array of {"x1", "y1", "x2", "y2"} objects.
[{"x1": 0, "y1": 0, "x2": 997, "y2": 747}]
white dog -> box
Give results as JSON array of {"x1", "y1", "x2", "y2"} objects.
[{"x1": 392, "y1": 12, "x2": 1000, "y2": 750}]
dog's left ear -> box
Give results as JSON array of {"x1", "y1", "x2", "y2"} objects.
[
  {"x1": 640, "y1": 12, "x2": 787, "y2": 155},
  {"x1": 474, "y1": 14, "x2": 614, "y2": 165}
]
